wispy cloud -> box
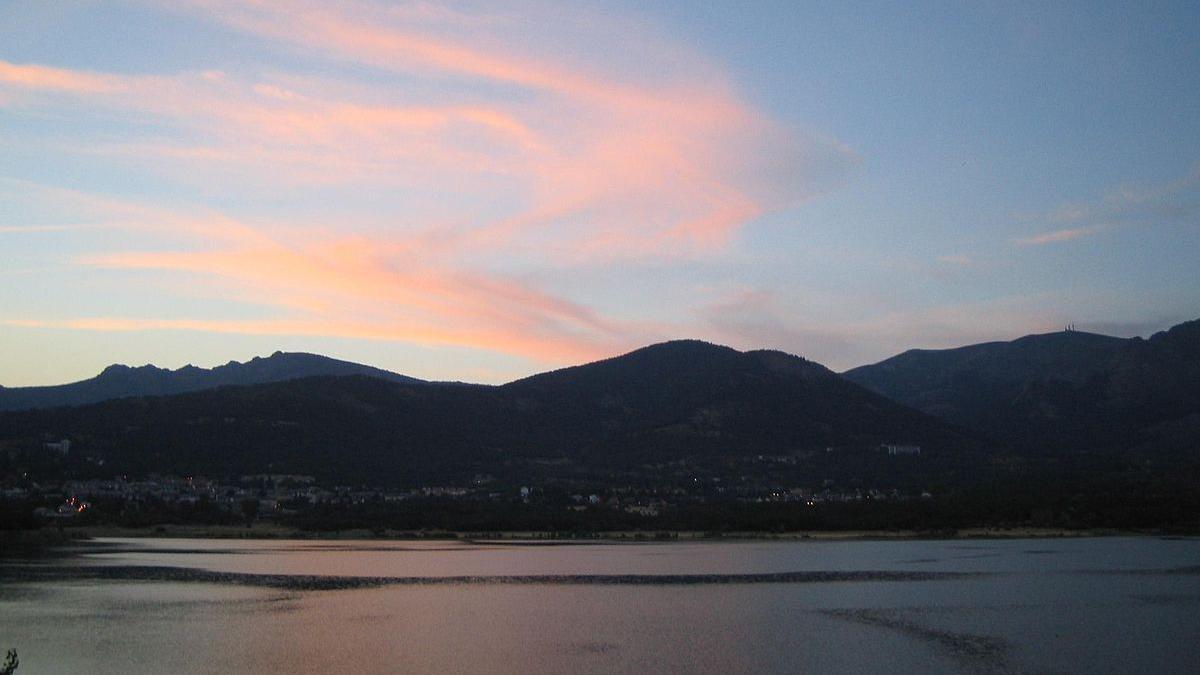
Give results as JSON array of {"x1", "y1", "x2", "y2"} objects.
[
  {"x1": 64, "y1": 206, "x2": 660, "y2": 364},
  {"x1": 3, "y1": 315, "x2": 614, "y2": 364},
  {"x1": 0, "y1": 1, "x2": 855, "y2": 259},
  {"x1": 0, "y1": 1, "x2": 855, "y2": 364},
  {"x1": 1015, "y1": 224, "x2": 1102, "y2": 246},
  {"x1": 0, "y1": 60, "x2": 124, "y2": 94},
  {"x1": 1014, "y1": 165, "x2": 1200, "y2": 246}
]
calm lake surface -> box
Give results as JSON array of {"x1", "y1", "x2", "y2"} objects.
[{"x1": 1, "y1": 536, "x2": 1198, "y2": 674}]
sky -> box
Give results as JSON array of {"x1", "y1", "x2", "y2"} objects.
[{"x1": 1, "y1": 0, "x2": 1198, "y2": 386}]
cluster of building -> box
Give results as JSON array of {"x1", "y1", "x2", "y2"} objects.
[
  {"x1": 4, "y1": 472, "x2": 935, "y2": 522},
  {"x1": 3, "y1": 474, "x2": 489, "y2": 521},
  {"x1": 760, "y1": 487, "x2": 933, "y2": 505},
  {"x1": 3, "y1": 439, "x2": 932, "y2": 522}
]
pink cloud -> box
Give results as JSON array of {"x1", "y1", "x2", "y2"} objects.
[
  {"x1": 0, "y1": 60, "x2": 124, "y2": 94},
  {"x1": 1, "y1": 0, "x2": 854, "y2": 259},
  {"x1": 3, "y1": 316, "x2": 611, "y2": 365},
  {"x1": 74, "y1": 219, "x2": 653, "y2": 364},
  {"x1": 1, "y1": 2, "x2": 855, "y2": 366}
]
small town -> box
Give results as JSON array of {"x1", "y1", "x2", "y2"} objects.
[{"x1": 3, "y1": 470, "x2": 934, "y2": 525}]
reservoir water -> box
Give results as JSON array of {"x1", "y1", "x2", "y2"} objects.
[{"x1": 1, "y1": 536, "x2": 1197, "y2": 673}]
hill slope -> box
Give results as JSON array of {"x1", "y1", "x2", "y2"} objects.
[
  {"x1": 503, "y1": 340, "x2": 968, "y2": 460},
  {"x1": 0, "y1": 352, "x2": 423, "y2": 411},
  {"x1": 844, "y1": 319, "x2": 1200, "y2": 455}
]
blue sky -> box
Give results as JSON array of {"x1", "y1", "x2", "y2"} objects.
[{"x1": 1, "y1": 0, "x2": 1197, "y2": 385}]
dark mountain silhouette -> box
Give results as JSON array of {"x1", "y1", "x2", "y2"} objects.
[
  {"x1": 0, "y1": 340, "x2": 975, "y2": 485},
  {"x1": 0, "y1": 352, "x2": 423, "y2": 411},
  {"x1": 843, "y1": 331, "x2": 1128, "y2": 429},
  {"x1": 501, "y1": 340, "x2": 968, "y2": 459},
  {"x1": 844, "y1": 318, "x2": 1200, "y2": 455}
]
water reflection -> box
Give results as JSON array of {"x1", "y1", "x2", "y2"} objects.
[{"x1": 0, "y1": 537, "x2": 1197, "y2": 674}]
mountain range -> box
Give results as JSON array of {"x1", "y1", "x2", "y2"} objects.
[
  {"x1": 1, "y1": 319, "x2": 1197, "y2": 488},
  {"x1": 0, "y1": 352, "x2": 421, "y2": 412},
  {"x1": 0, "y1": 340, "x2": 975, "y2": 486}
]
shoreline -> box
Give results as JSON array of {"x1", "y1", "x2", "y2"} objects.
[{"x1": 4, "y1": 523, "x2": 1170, "y2": 545}]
